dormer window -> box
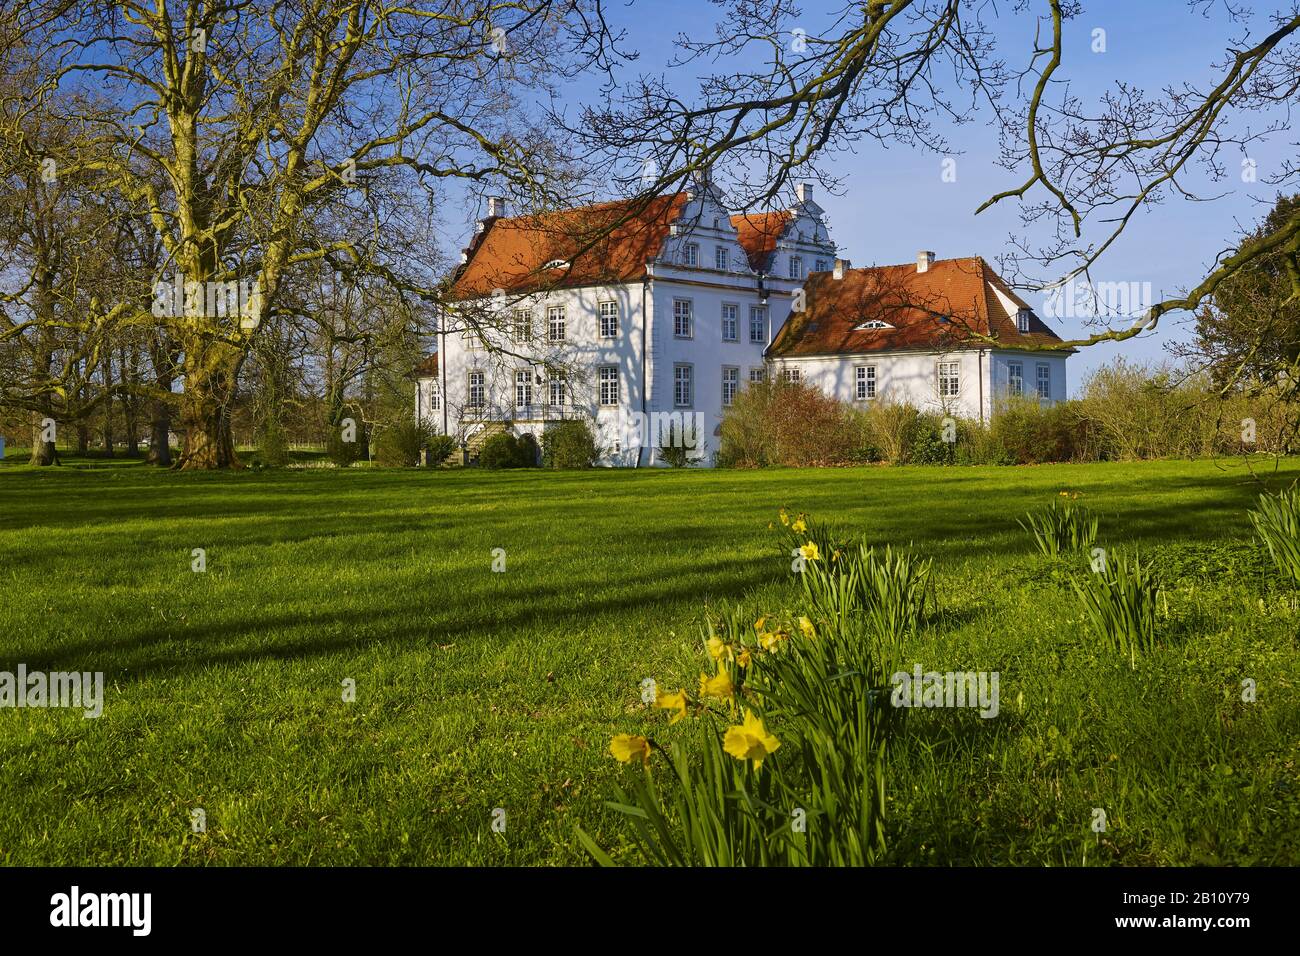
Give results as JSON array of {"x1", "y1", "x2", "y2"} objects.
[
  {"x1": 853, "y1": 320, "x2": 894, "y2": 330},
  {"x1": 1017, "y1": 309, "x2": 1031, "y2": 333},
  {"x1": 543, "y1": 258, "x2": 569, "y2": 270}
]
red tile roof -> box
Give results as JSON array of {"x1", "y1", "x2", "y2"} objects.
[
  {"x1": 448, "y1": 194, "x2": 690, "y2": 299},
  {"x1": 769, "y1": 257, "x2": 1068, "y2": 356},
  {"x1": 412, "y1": 353, "x2": 438, "y2": 378},
  {"x1": 730, "y1": 212, "x2": 793, "y2": 271}
]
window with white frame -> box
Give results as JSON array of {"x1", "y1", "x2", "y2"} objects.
[
  {"x1": 937, "y1": 361, "x2": 960, "y2": 398},
  {"x1": 428, "y1": 381, "x2": 441, "y2": 412},
  {"x1": 814, "y1": 258, "x2": 828, "y2": 273},
  {"x1": 515, "y1": 369, "x2": 532, "y2": 408},
  {"x1": 548, "y1": 372, "x2": 566, "y2": 407},
  {"x1": 722, "y1": 366, "x2": 739, "y2": 406},
  {"x1": 673, "y1": 298, "x2": 693, "y2": 338},
  {"x1": 715, "y1": 246, "x2": 728, "y2": 271},
  {"x1": 1036, "y1": 363, "x2": 1051, "y2": 399},
  {"x1": 599, "y1": 366, "x2": 618, "y2": 406},
  {"x1": 674, "y1": 364, "x2": 693, "y2": 407},
  {"x1": 749, "y1": 367, "x2": 766, "y2": 383},
  {"x1": 468, "y1": 371, "x2": 485, "y2": 408},
  {"x1": 599, "y1": 300, "x2": 618, "y2": 338},
  {"x1": 855, "y1": 365, "x2": 876, "y2": 400},
  {"x1": 547, "y1": 305, "x2": 566, "y2": 341},
  {"x1": 1017, "y1": 309, "x2": 1031, "y2": 333},
  {"x1": 721, "y1": 303, "x2": 738, "y2": 342},
  {"x1": 683, "y1": 242, "x2": 699, "y2": 267},
  {"x1": 749, "y1": 305, "x2": 767, "y2": 343},
  {"x1": 789, "y1": 255, "x2": 804, "y2": 280},
  {"x1": 512, "y1": 309, "x2": 532, "y2": 344},
  {"x1": 781, "y1": 367, "x2": 801, "y2": 384},
  {"x1": 1007, "y1": 361, "x2": 1024, "y2": 396}
]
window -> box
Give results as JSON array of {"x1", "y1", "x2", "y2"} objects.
[
  {"x1": 855, "y1": 365, "x2": 876, "y2": 400},
  {"x1": 515, "y1": 369, "x2": 532, "y2": 408},
  {"x1": 1036, "y1": 363, "x2": 1051, "y2": 399},
  {"x1": 1007, "y1": 361, "x2": 1024, "y2": 397},
  {"x1": 749, "y1": 367, "x2": 766, "y2": 384},
  {"x1": 547, "y1": 305, "x2": 565, "y2": 341},
  {"x1": 468, "y1": 371, "x2": 485, "y2": 408},
  {"x1": 683, "y1": 242, "x2": 699, "y2": 267},
  {"x1": 721, "y1": 303, "x2": 738, "y2": 342},
  {"x1": 512, "y1": 309, "x2": 532, "y2": 344},
  {"x1": 1017, "y1": 309, "x2": 1031, "y2": 333},
  {"x1": 722, "y1": 366, "x2": 739, "y2": 407},
  {"x1": 428, "y1": 381, "x2": 441, "y2": 412},
  {"x1": 814, "y1": 258, "x2": 828, "y2": 273},
  {"x1": 599, "y1": 301, "x2": 618, "y2": 338},
  {"x1": 715, "y1": 246, "x2": 729, "y2": 271},
  {"x1": 781, "y1": 367, "x2": 801, "y2": 384},
  {"x1": 853, "y1": 320, "x2": 894, "y2": 330},
  {"x1": 599, "y1": 366, "x2": 619, "y2": 406},
  {"x1": 789, "y1": 255, "x2": 804, "y2": 280},
  {"x1": 937, "y1": 361, "x2": 960, "y2": 398},
  {"x1": 674, "y1": 364, "x2": 693, "y2": 407},
  {"x1": 673, "y1": 298, "x2": 693, "y2": 338},
  {"x1": 749, "y1": 305, "x2": 767, "y2": 343},
  {"x1": 548, "y1": 373, "x2": 566, "y2": 407}
]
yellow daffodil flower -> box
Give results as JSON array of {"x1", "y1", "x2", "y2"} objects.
[
  {"x1": 609, "y1": 734, "x2": 651, "y2": 766},
  {"x1": 736, "y1": 646, "x2": 753, "y2": 668},
  {"x1": 800, "y1": 541, "x2": 820, "y2": 562},
  {"x1": 654, "y1": 688, "x2": 688, "y2": 724},
  {"x1": 798, "y1": 616, "x2": 816, "y2": 639},
  {"x1": 698, "y1": 666, "x2": 734, "y2": 700},
  {"x1": 791, "y1": 517, "x2": 807, "y2": 534},
  {"x1": 758, "y1": 629, "x2": 788, "y2": 652},
  {"x1": 723, "y1": 710, "x2": 780, "y2": 769},
  {"x1": 754, "y1": 616, "x2": 768, "y2": 632},
  {"x1": 778, "y1": 508, "x2": 789, "y2": 526},
  {"x1": 706, "y1": 635, "x2": 734, "y2": 662}
]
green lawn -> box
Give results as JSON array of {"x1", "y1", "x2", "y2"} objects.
[{"x1": 1, "y1": 455, "x2": 1297, "y2": 865}]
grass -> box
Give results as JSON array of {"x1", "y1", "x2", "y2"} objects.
[{"x1": 0, "y1": 452, "x2": 1298, "y2": 865}]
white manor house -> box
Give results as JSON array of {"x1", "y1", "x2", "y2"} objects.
[{"x1": 415, "y1": 181, "x2": 1071, "y2": 465}]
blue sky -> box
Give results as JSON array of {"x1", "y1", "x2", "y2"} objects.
[{"x1": 447, "y1": 1, "x2": 1296, "y2": 394}]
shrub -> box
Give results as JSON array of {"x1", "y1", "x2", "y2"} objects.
[
  {"x1": 1019, "y1": 494, "x2": 1099, "y2": 557},
  {"x1": 718, "y1": 380, "x2": 863, "y2": 466},
  {"x1": 1073, "y1": 551, "x2": 1161, "y2": 668},
  {"x1": 991, "y1": 395, "x2": 1083, "y2": 464},
  {"x1": 374, "y1": 417, "x2": 432, "y2": 467},
  {"x1": 478, "y1": 431, "x2": 538, "y2": 469},
  {"x1": 326, "y1": 420, "x2": 366, "y2": 467},
  {"x1": 1249, "y1": 485, "x2": 1300, "y2": 586},
  {"x1": 425, "y1": 434, "x2": 457, "y2": 467},
  {"x1": 255, "y1": 419, "x2": 290, "y2": 467},
  {"x1": 542, "y1": 420, "x2": 599, "y2": 468},
  {"x1": 862, "y1": 396, "x2": 919, "y2": 465}
]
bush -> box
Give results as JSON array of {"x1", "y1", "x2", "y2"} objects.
[
  {"x1": 718, "y1": 380, "x2": 864, "y2": 466},
  {"x1": 542, "y1": 420, "x2": 598, "y2": 468},
  {"x1": 478, "y1": 431, "x2": 538, "y2": 469},
  {"x1": 862, "y1": 397, "x2": 919, "y2": 465},
  {"x1": 326, "y1": 419, "x2": 367, "y2": 467},
  {"x1": 374, "y1": 417, "x2": 433, "y2": 467},
  {"x1": 425, "y1": 434, "x2": 457, "y2": 467},
  {"x1": 255, "y1": 419, "x2": 290, "y2": 467}
]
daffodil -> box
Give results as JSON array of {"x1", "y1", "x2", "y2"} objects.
[
  {"x1": 706, "y1": 635, "x2": 734, "y2": 662},
  {"x1": 609, "y1": 734, "x2": 651, "y2": 766},
  {"x1": 736, "y1": 646, "x2": 753, "y2": 668},
  {"x1": 791, "y1": 517, "x2": 807, "y2": 534},
  {"x1": 778, "y1": 508, "x2": 789, "y2": 526},
  {"x1": 798, "y1": 615, "x2": 816, "y2": 639},
  {"x1": 800, "y1": 541, "x2": 820, "y2": 562},
  {"x1": 754, "y1": 616, "x2": 768, "y2": 632},
  {"x1": 698, "y1": 665, "x2": 734, "y2": 700},
  {"x1": 723, "y1": 710, "x2": 780, "y2": 769},
  {"x1": 654, "y1": 688, "x2": 688, "y2": 724},
  {"x1": 758, "y1": 629, "x2": 788, "y2": 652}
]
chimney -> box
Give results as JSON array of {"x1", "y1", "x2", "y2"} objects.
[
  {"x1": 796, "y1": 182, "x2": 813, "y2": 203},
  {"x1": 486, "y1": 196, "x2": 505, "y2": 218},
  {"x1": 833, "y1": 258, "x2": 850, "y2": 280},
  {"x1": 917, "y1": 250, "x2": 936, "y2": 273}
]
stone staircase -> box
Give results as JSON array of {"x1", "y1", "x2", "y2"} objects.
[{"x1": 462, "y1": 421, "x2": 508, "y2": 464}]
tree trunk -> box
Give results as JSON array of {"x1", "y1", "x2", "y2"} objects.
[
  {"x1": 123, "y1": 343, "x2": 139, "y2": 457},
  {"x1": 101, "y1": 352, "x2": 114, "y2": 457},
  {"x1": 146, "y1": 335, "x2": 176, "y2": 467},
  {"x1": 177, "y1": 341, "x2": 244, "y2": 469},
  {"x1": 28, "y1": 412, "x2": 59, "y2": 466}
]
